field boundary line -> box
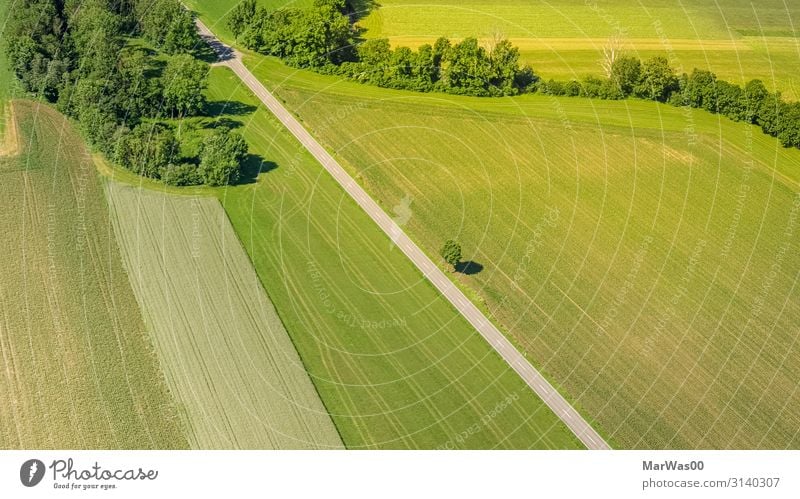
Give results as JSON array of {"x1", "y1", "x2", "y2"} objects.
[{"x1": 195, "y1": 19, "x2": 610, "y2": 450}]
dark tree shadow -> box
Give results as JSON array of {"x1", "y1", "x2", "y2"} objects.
[
  {"x1": 205, "y1": 101, "x2": 257, "y2": 117},
  {"x1": 455, "y1": 261, "x2": 484, "y2": 275},
  {"x1": 193, "y1": 20, "x2": 236, "y2": 63},
  {"x1": 346, "y1": 0, "x2": 380, "y2": 22},
  {"x1": 237, "y1": 154, "x2": 278, "y2": 185},
  {"x1": 204, "y1": 117, "x2": 243, "y2": 130}
]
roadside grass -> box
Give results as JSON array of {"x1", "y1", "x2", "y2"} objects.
[
  {"x1": 236, "y1": 53, "x2": 800, "y2": 448},
  {"x1": 358, "y1": 0, "x2": 800, "y2": 98},
  {"x1": 0, "y1": 100, "x2": 187, "y2": 449},
  {"x1": 105, "y1": 180, "x2": 343, "y2": 449},
  {"x1": 202, "y1": 66, "x2": 584, "y2": 449}
]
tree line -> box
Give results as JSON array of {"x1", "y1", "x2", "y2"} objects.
[
  {"x1": 538, "y1": 55, "x2": 800, "y2": 149},
  {"x1": 229, "y1": 0, "x2": 800, "y2": 150},
  {"x1": 6, "y1": 0, "x2": 250, "y2": 186},
  {"x1": 228, "y1": 0, "x2": 536, "y2": 96}
]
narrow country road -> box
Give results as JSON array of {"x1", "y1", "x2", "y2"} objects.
[{"x1": 195, "y1": 19, "x2": 610, "y2": 450}]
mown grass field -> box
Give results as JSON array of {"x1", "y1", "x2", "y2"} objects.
[
  {"x1": 0, "y1": 100, "x2": 187, "y2": 448},
  {"x1": 201, "y1": 66, "x2": 583, "y2": 449},
  {"x1": 234, "y1": 55, "x2": 800, "y2": 448},
  {"x1": 105, "y1": 180, "x2": 344, "y2": 449},
  {"x1": 358, "y1": 0, "x2": 800, "y2": 99}
]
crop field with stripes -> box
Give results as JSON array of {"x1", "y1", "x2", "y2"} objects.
[
  {"x1": 0, "y1": 100, "x2": 186, "y2": 449},
  {"x1": 203, "y1": 66, "x2": 583, "y2": 449},
  {"x1": 228, "y1": 54, "x2": 800, "y2": 449},
  {"x1": 105, "y1": 180, "x2": 344, "y2": 449}
]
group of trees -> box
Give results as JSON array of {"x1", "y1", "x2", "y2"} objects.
[
  {"x1": 6, "y1": 0, "x2": 251, "y2": 186},
  {"x1": 538, "y1": 55, "x2": 800, "y2": 149},
  {"x1": 228, "y1": 0, "x2": 536, "y2": 96}
]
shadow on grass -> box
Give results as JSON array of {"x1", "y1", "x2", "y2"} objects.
[
  {"x1": 205, "y1": 100, "x2": 257, "y2": 117},
  {"x1": 204, "y1": 117, "x2": 244, "y2": 131},
  {"x1": 455, "y1": 260, "x2": 483, "y2": 275},
  {"x1": 347, "y1": 0, "x2": 380, "y2": 21},
  {"x1": 237, "y1": 154, "x2": 278, "y2": 185}
]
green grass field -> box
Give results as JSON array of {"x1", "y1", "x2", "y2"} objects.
[
  {"x1": 358, "y1": 0, "x2": 800, "y2": 99},
  {"x1": 202, "y1": 66, "x2": 584, "y2": 449},
  {"x1": 105, "y1": 180, "x2": 344, "y2": 449},
  {"x1": 235, "y1": 55, "x2": 800, "y2": 448},
  {"x1": 0, "y1": 101, "x2": 187, "y2": 449}
]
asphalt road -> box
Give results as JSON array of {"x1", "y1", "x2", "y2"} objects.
[{"x1": 195, "y1": 19, "x2": 611, "y2": 450}]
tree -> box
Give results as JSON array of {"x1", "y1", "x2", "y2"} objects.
[
  {"x1": 488, "y1": 39, "x2": 521, "y2": 96},
  {"x1": 162, "y1": 54, "x2": 209, "y2": 117},
  {"x1": 683, "y1": 69, "x2": 718, "y2": 112},
  {"x1": 440, "y1": 239, "x2": 462, "y2": 270},
  {"x1": 610, "y1": 56, "x2": 641, "y2": 97},
  {"x1": 5, "y1": 0, "x2": 72, "y2": 101},
  {"x1": 743, "y1": 79, "x2": 769, "y2": 123},
  {"x1": 715, "y1": 80, "x2": 745, "y2": 121},
  {"x1": 114, "y1": 122, "x2": 179, "y2": 178},
  {"x1": 777, "y1": 102, "x2": 800, "y2": 148},
  {"x1": 440, "y1": 38, "x2": 492, "y2": 96},
  {"x1": 199, "y1": 127, "x2": 249, "y2": 186},
  {"x1": 635, "y1": 56, "x2": 678, "y2": 102},
  {"x1": 228, "y1": 0, "x2": 257, "y2": 39},
  {"x1": 161, "y1": 162, "x2": 203, "y2": 186},
  {"x1": 163, "y1": 10, "x2": 200, "y2": 54}
]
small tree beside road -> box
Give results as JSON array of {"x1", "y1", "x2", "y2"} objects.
[{"x1": 440, "y1": 239, "x2": 462, "y2": 271}]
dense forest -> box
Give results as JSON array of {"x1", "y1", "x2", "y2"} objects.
[
  {"x1": 230, "y1": 0, "x2": 800, "y2": 149},
  {"x1": 5, "y1": 0, "x2": 249, "y2": 186}
]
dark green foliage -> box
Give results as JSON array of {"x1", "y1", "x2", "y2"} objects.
[
  {"x1": 610, "y1": 56, "x2": 641, "y2": 97},
  {"x1": 714, "y1": 80, "x2": 746, "y2": 121},
  {"x1": 440, "y1": 239, "x2": 462, "y2": 269},
  {"x1": 744, "y1": 79, "x2": 770, "y2": 123},
  {"x1": 199, "y1": 127, "x2": 249, "y2": 186},
  {"x1": 163, "y1": 10, "x2": 201, "y2": 54},
  {"x1": 635, "y1": 56, "x2": 678, "y2": 102},
  {"x1": 6, "y1": 0, "x2": 241, "y2": 185},
  {"x1": 161, "y1": 162, "x2": 204, "y2": 186},
  {"x1": 777, "y1": 102, "x2": 800, "y2": 148},
  {"x1": 438, "y1": 38, "x2": 492, "y2": 95},
  {"x1": 681, "y1": 69, "x2": 718, "y2": 112},
  {"x1": 234, "y1": 2, "x2": 356, "y2": 68},
  {"x1": 135, "y1": 0, "x2": 198, "y2": 53},
  {"x1": 114, "y1": 122, "x2": 179, "y2": 178},
  {"x1": 5, "y1": 0, "x2": 72, "y2": 101},
  {"x1": 233, "y1": 5, "x2": 530, "y2": 96},
  {"x1": 228, "y1": 0, "x2": 257, "y2": 39},
  {"x1": 162, "y1": 54, "x2": 209, "y2": 117}
]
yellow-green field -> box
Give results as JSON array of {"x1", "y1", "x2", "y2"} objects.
[
  {"x1": 105, "y1": 180, "x2": 344, "y2": 449},
  {"x1": 0, "y1": 101, "x2": 186, "y2": 448},
  {"x1": 358, "y1": 0, "x2": 800, "y2": 99},
  {"x1": 228, "y1": 54, "x2": 800, "y2": 449}
]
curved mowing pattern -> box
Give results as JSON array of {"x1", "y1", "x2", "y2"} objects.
[{"x1": 105, "y1": 181, "x2": 343, "y2": 449}]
